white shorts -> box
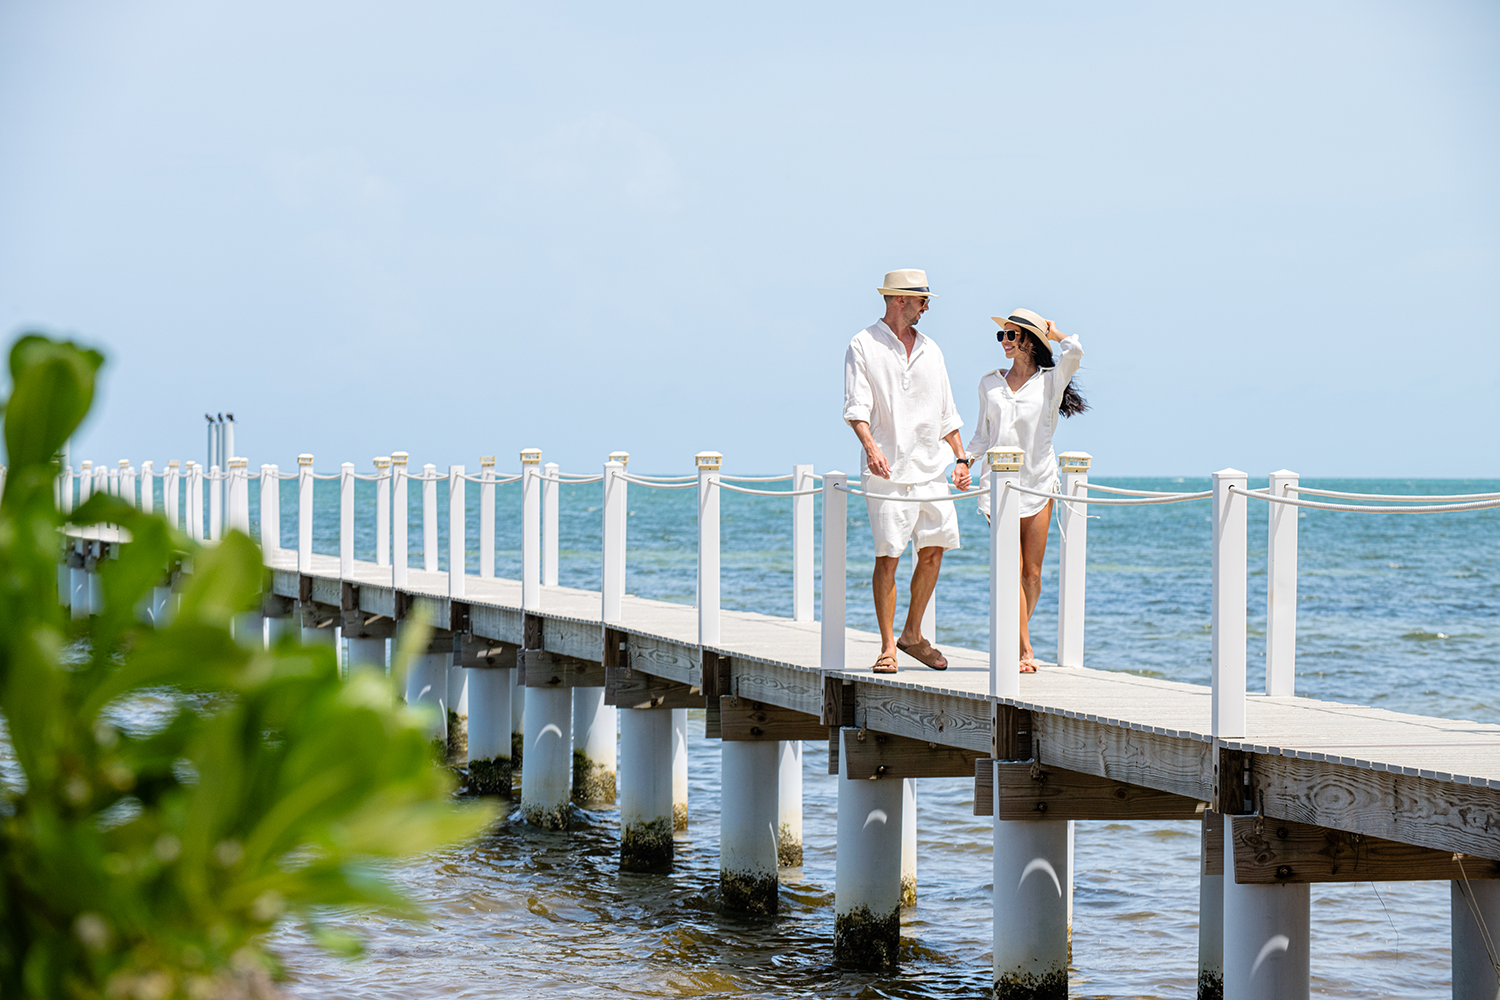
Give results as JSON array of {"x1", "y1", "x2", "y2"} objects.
[{"x1": 862, "y1": 475, "x2": 961, "y2": 559}]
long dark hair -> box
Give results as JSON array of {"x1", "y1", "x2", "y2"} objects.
[{"x1": 1021, "y1": 332, "x2": 1089, "y2": 417}]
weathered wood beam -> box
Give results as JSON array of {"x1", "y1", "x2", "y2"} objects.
[
  {"x1": 519, "y1": 649, "x2": 605, "y2": 688},
  {"x1": 857, "y1": 682, "x2": 990, "y2": 754},
  {"x1": 720, "y1": 696, "x2": 826, "y2": 742},
  {"x1": 1231, "y1": 815, "x2": 1500, "y2": 884},
  {"x1": 1250, "y1": 753, "x2": 1500, "y2": 860},
  {"x1": 843, "y1": 729, "x2": 984, "y2": 780},
  {"x1": 459, "y1": 635, "x2": 517, "y2": 668},
  {"x1": 974, "y1": 761, "x2": 1207, "y2": 820},
  {"x1": 993, "y1": 704, "x2": 1033, "y2": 761},
  {"x1": 298, "y1": 600, "x2": 338, "y2": 630},
  {"x1": 606, "y1": 667, "x2": 700, "y2": 709},
  {"x1": 261, "y1": 593, "x2": 294, "y2": 618},
  {"x1": 1034, "y1": 713, "x2": 1215, "y2": 801},
  {"x1": 1203, "y1": 809, "x2": 1224, "y2": 876},
  {"x1": 823, "y1": 677, "x2": 854, "y2": 774},
  {"x1": 341, "y1": 608, "x2": 397, "y2": 639},
  {"x1": 702, "y1": 652, "x2": 731, "y2": 738}
]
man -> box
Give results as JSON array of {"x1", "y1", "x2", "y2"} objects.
[{"x1": 843, "y1": 268, "x2": 971, "y2": 674}]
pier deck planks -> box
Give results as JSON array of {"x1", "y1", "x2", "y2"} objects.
[{"x1": 269, "y1": 550, "x2": 1500, "y2": 858}]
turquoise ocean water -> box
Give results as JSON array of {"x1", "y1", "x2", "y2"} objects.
[{"x1": 255, "y1": 475, "x2": 1497, "y2": 999}]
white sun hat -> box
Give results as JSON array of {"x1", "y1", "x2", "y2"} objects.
[{"x1": 877, "y1": 268, "x2": 937, "y2": 297}]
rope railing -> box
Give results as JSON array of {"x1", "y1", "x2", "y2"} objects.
[
  {"x1": 349, "y1": 472, "x2": 386, "y2": 481},
  {"x1": 1231, "y1": 485, "x2": 1500, "y2": 514},
  {"x1": 623, "y1": 473, "x2": 697, "y2": 483},
  {"x1": 535, "y1": 472, "x2": 602, "y2": 484},
  {"x1": 459, "y1": 472, "x2": 524, "y2": 484},
  {"x1": 1082, "y1": 482, "x2": 1200, "y2": 497},
  {"x1": 308, "y1": 472, "x2": 342, "y2": 480},
  {"x1": 1011, "y1": 482, "x2": 1211, "y2": 506},
  {"x1": 715, "y1": 481, "x2": 823, "y2": 498},
  {"x1": 721, "y1": 474, "x2": 794, "y2": 483},
  {"x1": 618, "y1": 474, "x2": 698, "y2": 489},
  {"x1": 1287, "y1": 485, "x2": 1500, "y2": 502}
]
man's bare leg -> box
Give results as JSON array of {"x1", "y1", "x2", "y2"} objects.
[
  {"x1": 899, "y1": 546, "x2": 944, "y2": 646},
  {"x1": 1018, "y1": 502, "x2": 1053, "y2": 665},
  {"x1": 873, "y1": 555, "x2": 901, "y2": 661}
]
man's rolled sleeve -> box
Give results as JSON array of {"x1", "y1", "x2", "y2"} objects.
[
  {"x1": 938, "y1": 372, "x2": 963, "y2": 439},
  {"x1": 843, "y1": 342, "x2": 872, "y2": 424}
]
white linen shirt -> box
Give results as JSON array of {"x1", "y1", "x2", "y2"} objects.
[
  {"x1": 964, "y1": 335, "x2": 1084, "y2": 518},
  {"x1": 843, "y1": 321, "x2": 963, "y2": 485}
]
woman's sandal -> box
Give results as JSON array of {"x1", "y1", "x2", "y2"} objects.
[
  {"x1": 896, "y1": 637, "x2": 948, "y2": 671},
  {"x1": 1019, "y1": 658, "x2": 1038, "y2": 674},
  {"x1": 872, "y1": 653, "x2": 899, "y2": 674}
]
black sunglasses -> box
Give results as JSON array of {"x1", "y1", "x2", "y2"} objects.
[{"x1": 997, "y1": 329, "x2": 1021, "y2": 342}]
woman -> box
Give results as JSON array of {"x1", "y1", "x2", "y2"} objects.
[{"x1": 964, "y1": 307, "x2": 1087, "y2": 670}]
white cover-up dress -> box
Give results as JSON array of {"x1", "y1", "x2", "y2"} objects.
[{"x1": 964, "y1": 335, "x2": 1084, "y2": 519}]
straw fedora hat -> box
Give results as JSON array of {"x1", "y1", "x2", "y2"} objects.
[
  {"x1": 992, "y1": 308, "x2": 1051, "y2": 344},
  {"x1": 877, "y1": 269, "x2": 937, "y2": 297}
]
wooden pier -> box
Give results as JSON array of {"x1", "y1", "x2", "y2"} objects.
[{"x1": 55, "y1": 451, "x2": 1500, "y2": 1000}]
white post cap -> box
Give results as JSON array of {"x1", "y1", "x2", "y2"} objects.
[
  {"x1": 228, "y1": 457, "x2": 248, "y2": 469},
  {"x1": 297, "y1": 454, "x2": 314, "y2": 467},
  {"x1": 118, "y1": 459, "x2": 130, "y2": 469},
  {"x1": 1057, "y1": 451, "x2": 1092, "y2": 473},
  {"x1": 374, "y1": 456, "x2": 391, "y2": 468},
  {"x1": 168, "y1": 460, "x2": 180, "y2": 469},
  {"x1": 1212, "y1": 468, "x2": 1247, "y2": 479},
  {"x1": 391, "y1": 451, "x2": 408, "y2": 466},
  {"x1": 81, "y1": 460, "x2": 92, "y2": 470},
  {"x1": 695, "y1": 451, "x2": 723, "y2": 471},
  {"x1": 1270, "y1": 468, "x2": 1298, "y2": 478},
  {"x1": 608, "y1": 450, "x2": 630, "y2": 465},
  {"x1": 480, "y1": 455, "x2": 496, "y2": 468},
  {"x1": 520, "y1": 448, "x2": 542, "y2": 465},
  {"x1": 987, "y1": 447, "x2": 1024, "y2": 472}
]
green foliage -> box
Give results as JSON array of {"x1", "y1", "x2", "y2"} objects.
[{"x1": 0, "y1": 334, "x2": 496, "y2": 999}]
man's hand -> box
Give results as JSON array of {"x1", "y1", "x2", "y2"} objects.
[
  {"x1": 952, "y1": 462, "x2": 971, "y2": 491},
  {"x1": 865, "y1": 443, "x2": 892, "y2": 479}
]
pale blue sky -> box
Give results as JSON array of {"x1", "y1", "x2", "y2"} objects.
[{"x1": 2, "y1": 1, "x2": 1496, "y2": 477}]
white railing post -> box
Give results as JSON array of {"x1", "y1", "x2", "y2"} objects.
[
  {"x1": 449, "y1": 464, "x2": 466, "y2": 598},
  {"x1": 600, "y1": 455, "x2": 624, "y2": 626},
  {"x1": 120, "y1": 460, "x2": 136, "y2": 509},
  {"x1": 297, "y1": 454, "x2": 314, "y2": 572},
  {"x1": 79, "y1": 460, "x2": 92, "y2": 505},
  {"x1": 339, "y1": 462, "x2": 355, "y2": 578},
  {"x1": 1055, "y1": 451, "x2": 1091, "y2": 668},
  {"x1": 696, "y1": 451, "x2": 722, "y2": 648},
  {"x1": 792, "y1": 463, "x2": 814, "y2": 622},
  {"x1": 520, "y1": 449, "x2": 541, "y2": 611},
  {"x1": 391, "y1": 452, "x2": 409, "y2": 587},
  {"x1": 820, "y1": 471, "x2": 847, "y2": 672},
  {"x1": 1266, "y1": 469, "x2": 1299, "y2": 697},
  {"x1": 422, "y1": 463, "x2": 438, "y2": 573},
  {"x1": 601, "y1": 454, "x2": 627, "y2": 624},
  {"x1": 140, "y1": 461, "x2": 154, "y2": 514},
  {"x1": 480, "y1": 456, "x2": 496, "y2": 579},
  {"x1": 164, "y1": 461, "x2": 180, "y2": 528},
  {"x1": 228, "y1": 458, "x2": 249, "y2": 533},
  {"x1": 988, "y1": 447, "x2": 1024, "y2": 697},
  {"x1": 186, "y1": 462, "x2": 203, "y2": 541},
  {"x1": 374, "y1": 457, "x2": 391, "y2": 567},
  {"x1": 1211, "y1": 468, "x2": 1248, "y2": 739},
  {"x1": 543, "y1": 460, "x2": 561, "y2": 587},
  {"x1": 110, "y1": 461, "x2": 121, "y2": 498},
  {"x1": 208, "y1": 465, "x2": 223, "y2": 541},
  {"x1": 259, "y1": 464, "x2": 278, "y2": 558},
  {"x1": 60, "y1": 465, "x2": 73, "y2": 515}
]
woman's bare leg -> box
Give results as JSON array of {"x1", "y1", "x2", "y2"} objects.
[{"x1": 1018, "y1": 501, "x2": 1053, "y2": 665}]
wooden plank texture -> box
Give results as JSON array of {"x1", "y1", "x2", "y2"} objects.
[
  {"x1": 606, "y1": 667, "x2": 700, "y2": 710},
  {"x1": 842, "y1": 730, "x2": 985, "y2": 780},
  {"x1": 1036, "y1": 713, "x2": 1214, "y2": 801},
  {"x1": 858, "y1": 683, "x2": 991, "y2": 754},
  {"x1": 730, "y1": 659, "x2": 822, "y2": 718},
  {"x1": 719, "y1": 696, "x2": 827, "y2": 742},
  {"x1": 627, "y1": 633, "x2": 699, "y2": 685},
  {"x1": 470, "y1": 604, "x2": 524, "y2": 645},
  {"x1": 521, "y1": 650, "x2": 607, "y2": 689},
  {"x1": 992, "y1": 762, "x2": 1206, "y2": 821},
  {"x1": 544, "y1": 618, "x2": 601, "y2": 662},
  {"x1": 1230, "y1": 816, "x2": 1500, "y2": 884}
]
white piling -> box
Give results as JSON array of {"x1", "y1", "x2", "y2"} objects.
[
  {"x1": 421, "y1": 463, "x2": 438, "y2": 573},
  {"x1": 1222, "y1": 823, "x2": 1310, "y2": 999},
  {"x1": 521, "y1": 681, "x2": 573, "y2": 830},
  {"x1": 480, "y1": 456, "x2": 495, "y2": 578},
  {"x1": 296, "y1": 455, "x2": 313, "y2": 573},
  {"x1": 619, "y1": 706, "x2": 673, "y2": 871},
  {"x1": 1056, "y1": 452, "x2": 1091, "y2": 668},
  {"x1": 1198, "y1": 812, "x2": 1224, "y2": 998},
  {"x1": 601, "y1": 456, "x2": 627, "y2": 624},
  {"x1": 521, "y1": 449, "x2": 541, "y2": 611},
  {"x1": 821, "y1": 472, "x2": 847, "y2": 672},
  {"x1": 696, "y1": 451, "x2": 722, "y2": 648},
  {"x1": 1211, "y1": 469, "x2": 1248, "y2": 740},
  {"x1": 150, "y1": 583, "x2": 172, "y2": 628},
  {"x1": 69, "y1": 543, "x2": 89, "y2": 619},
  {"x1": 993, "y1": 802, "x2": 1071, "y2": 995},
  {"x1": 510, "y1": 668, "x2": 525, "y2": 768},
  {"x1": 721, "y1": 739, "x2": 780, "y2": 914},
  {"x1": 375, "y1": 457, "x2": 391, "y2": 567},
  {"x1": 208, "y1": 464, "x2": 222, "y2": 541},
  {"x1": 572, "y1": 685, "x2": 616, "y2": 803},
  {"x1": 792, "y1": 463, "x2": 814, "y2": 621},
  {"x1": 391, "y1": 452, "x2": 409, "y2": 587},
  {"x1": 672, "y1": 707, "x2": 688, "y2": 830},
  {"x1": 87, "y1": 541, "x2": 103, "y2": 612},
  {"x1": 345, "y1": 636, "x2": 386, "y2": 676},
  {"x1": 468, "y1": 662, "x2": 513, "y2": 795},
  {"x1": 834, "y1": 728, "x2": 903, "y2": 968},
  {"x1": 449, "y1": 464, "x2": 465, "y2": 598},
  {"x1": 542, "y1": 460, "x2": 560, "y2": 587},
  {"x1": 187, "y1": 462, "x2": 204, "y2": 541},
  {"x1": 447, "y1": 649, "x2": 468, "y2": 762},
  {"x1": 988, "y1": 447, "x2": 1024, "y2": 697},
  {"x1": 403, "y1": 629, "x2": 450, "y2": 749},
  {"x1": 58, "y1": 466, "x2": 73, "y2": 607},
  {"x1": 1452, "y1": 878, "x2": 1500, "y2": 1000},
  {"x1": 777, "y1": 740, "x2": 803, "y2": 866},
  {"x1": 1266, "y1": 469, "x2": 1299, "y2": 697},
  {"x1": 163, "y1": 461, "x2": 180, "y2": 529},
  {"x1": 901, "y1": 779, "x2": 917, "y2": 907}
]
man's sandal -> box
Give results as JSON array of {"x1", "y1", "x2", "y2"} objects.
[
  {"x1": 872, "y1": 653, "x2": 899, "y2": 675},
  {"x1": 896, "y1": 637, "x2": 948, "y2": 671}
]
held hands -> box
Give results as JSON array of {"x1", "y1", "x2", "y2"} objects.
[{"x1": 952, "y1": 462, "x2": 972, "y2": 491}]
